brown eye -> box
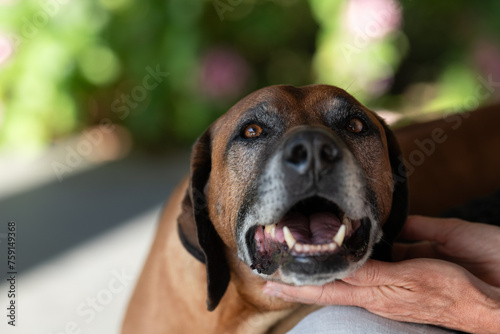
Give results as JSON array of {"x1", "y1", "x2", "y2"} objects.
[
  {"x1": 243, "y1": 124, "x2": 263, "y2": 138},
  {"x1": 346, "y1": 118, "x2": 364, "y2": 133}
]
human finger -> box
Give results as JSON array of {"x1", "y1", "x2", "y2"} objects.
[
  {"x1": 398, "y1": 215, "x2": 461, "y2": 243},
  {"x1": 263, "y1": 280, "x2": 376, "y2": 307}
]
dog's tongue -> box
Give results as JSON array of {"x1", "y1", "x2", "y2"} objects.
[{"x1": 277, "y1": 211, "x2": 341, "y2": 244}]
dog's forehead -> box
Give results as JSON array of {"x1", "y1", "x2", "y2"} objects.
[
  {"x1": 233, "y1": 84, "x2": 357, "y2": 110},
  {"x1": 214, "y1": 85, "x2": 362, "y2": 128},
  {"x1": 209, "y1": 84, "x2": 386, "y2": 148}
]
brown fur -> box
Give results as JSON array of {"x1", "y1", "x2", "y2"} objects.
[{"x1": 122, "y1": 85, "x2": 407, "y2": 333}]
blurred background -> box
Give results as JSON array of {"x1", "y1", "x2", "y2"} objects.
[{"x1": 1, "y1": 0, "x2": 500, "y2": 333}]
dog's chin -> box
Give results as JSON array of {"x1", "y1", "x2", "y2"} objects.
[{"x1": 243, "y1": 196, "x2": 376, "y2": 285}]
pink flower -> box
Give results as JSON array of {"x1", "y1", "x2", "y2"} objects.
[
  {"x1": 200, "y1": 47, "x2": 251, "y2": 100},
  {"x1": 345, "y1": 0, "x2": 402, "y2": 40},
  {"x1": 0, "y1": 34, "x2": 14, "y2": 67}
]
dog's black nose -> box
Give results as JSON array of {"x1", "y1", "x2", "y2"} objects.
[{"x1": 284, "y1": 128, "x2": 342, "y2": 176}]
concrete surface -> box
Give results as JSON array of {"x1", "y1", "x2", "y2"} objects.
[{"x1": 0, "y1": 149, "x2": 190, "y2": 334}]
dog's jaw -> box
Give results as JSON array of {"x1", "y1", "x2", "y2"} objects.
[
  {"x1": 236, "y1": 137, "x2": 383, "y2": 285},
  {"x1": 236, "y1": 153, "x2": 287, "y2": 263},
  {"x1": 273, "y1": 211, "x2": 382, "y2": 286}
]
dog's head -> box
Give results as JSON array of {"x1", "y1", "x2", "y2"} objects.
[{"x1": 178, "y1": 85, "x2": 408, "y2": 311}]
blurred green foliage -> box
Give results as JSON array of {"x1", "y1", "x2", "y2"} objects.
[{"x1": 0, "y1": 0, "x2": 499, "y2": 153}]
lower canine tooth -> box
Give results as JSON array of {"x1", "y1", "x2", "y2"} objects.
[
  {"x1": 283, "y1": 226, "x2": 296, "y2": 249},
  {"x1": 333, "y1": 224, "x2": 346, "y2": 246}
]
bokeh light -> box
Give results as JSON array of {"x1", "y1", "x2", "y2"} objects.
[
  {"x1": 200, "y1": 47, "x2": 251, "y2": 100},
  {"x1": 0, "y1": 0, "x2": 499, "y2": 155},
  {"x1": 0, "y1": 34, "x2": 14, "y2": 66},
  {"x1": 78, "y1": 45, "x2": 121, "y2": 86}
]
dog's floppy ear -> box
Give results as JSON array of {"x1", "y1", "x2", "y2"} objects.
[
  {"x1": 177, "y1": 129, "x2": 230, "y2": 311},
  {"x1": 371, "y1": 118, "x2": 409, "y2": 261}
]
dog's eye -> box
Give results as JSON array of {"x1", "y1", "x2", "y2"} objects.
[
  {"x1": 243, "y1": 124, "x2": 263, "y2": 138},
  {"x1": 346, "y1": 118, "x2": 364, "y2": 134}
]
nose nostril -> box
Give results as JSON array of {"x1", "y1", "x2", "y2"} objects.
[
  {"x1": 288, "y1": 144, "x2": 308, "y2": 165},
  {"x1": 320, "y1": 144, "x2": 339, "y2": 163}
]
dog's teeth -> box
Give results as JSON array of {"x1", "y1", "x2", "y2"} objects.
[
  {"x1": 294, "y1": 243, "x2": 303, "y2": 252},
  {"x1": 333, "y1": 224, "x2": 346, "y2": 247},
  {"x1": 342, "y1": 216, "x2": 352, "y2": 234},
  {"x1": 264, "y1": 225, "x2": 272, "y2": 234},
  {"x1": 303, "y1": 244, "x2": 311, "y2": 252},
  {"x1": 283, "y1": 226, "x2": 296, "y2": 249},
  {"x1": 264, "y1": 224, "x2": 276, "y2": 238},
  {"x1": 328, "y1": 242, "x2": 337, "y2": 251}
]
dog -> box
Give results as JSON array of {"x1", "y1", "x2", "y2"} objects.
[{"x1": 122, "y1": 84, "x2": 408, "y2": 334}]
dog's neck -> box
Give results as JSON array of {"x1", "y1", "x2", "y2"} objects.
[
  {"x1": 123, "y1": 182, "x2": 305, "y2": 334},
  {"x1": 172, "y1": 223, "x2": 302, "y2": 333}
]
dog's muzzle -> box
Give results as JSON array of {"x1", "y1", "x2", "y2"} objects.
[{"x1": 237, "y1": 127, "x2": 379, "y2": 285}]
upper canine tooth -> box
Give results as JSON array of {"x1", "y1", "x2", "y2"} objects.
[
  {"x1": 283, "y1": 226, "x2": 296, "y2": 249},
  {"x1": 333, "y1": 224, "x2": 346, "y2": 246}
]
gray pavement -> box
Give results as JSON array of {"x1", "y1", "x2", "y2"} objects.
[
  {"x1": 0, "y1": 149, "x2": 191, "y2": 334},
  {"x1": 0, "y1": 150, "x2": 190, "y2": 274}
]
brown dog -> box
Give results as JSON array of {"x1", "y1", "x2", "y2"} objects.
[{"x1": 122, "y1": 85, "x2": 408, "y2": 334}]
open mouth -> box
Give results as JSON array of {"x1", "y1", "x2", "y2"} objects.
[{"x1": 247, "y1": 196, "x2": 371, "y2": 276}]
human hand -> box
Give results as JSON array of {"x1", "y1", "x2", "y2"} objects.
[
  {"x1": 394, "y1": 216, "x2": 500, "y2": 286},
  {"x1": 263, "y1": 259, "x2": 500, "y2": 334},
  {"x1": 263, "y1": 216, "x2": 500, "y2": 333}
]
